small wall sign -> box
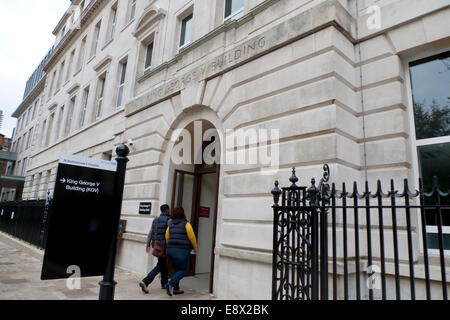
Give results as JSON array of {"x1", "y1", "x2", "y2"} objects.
[
  {"x1": 199, "y1": 206, "x2": 210, "y2": 218},
  {"x1": 139, "y1": 202, "x2": 152, "y2": 215}
]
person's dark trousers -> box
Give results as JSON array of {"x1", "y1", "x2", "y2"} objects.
[
  {"x1": 142, "y1": 257, "x2": 168, "y2": 287},
  {"x1": 166, "y1": 247, "x2": 190, "y2": 291}
]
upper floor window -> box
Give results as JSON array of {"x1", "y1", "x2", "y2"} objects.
[
  {"x1": 65, "y1": 96, "x2": 76, "y2": 138},
  {"x1": 144, "y1": 42, "x2": 154, "y2": 73},
  {"x1": 77, "y1": 36, "x2": 87, "y2": 71},
  {"x1": 179, "y1": 13, "x2": 193, "y2": 49},
  {"x1": 129, "y1": 0, "x2": 137, "y2": 22},
  {"x1": 80, "y1": 86, "x2": 90, "y2": 128},
  {"x1": 67, "y1": 49, "x2": 75, "y2": 82},
  {"x1": 117, "y1": 60, "x2": 127, "y2": 108},
  {"x1": 95, "y1": 75, "x2": 106, "y2": 120},
  {"x1": 91, "y1": 21, "x2": 102, "y2": 57},
  {"x1": 409, "y1": 51, "x2": 450, "y2": 251},
  {"x1": 224, "y1": 0, "x2": 244, "y2": 22},
  {"x1": 108, "y1": 4, "x2": 118, "y2": 41}
]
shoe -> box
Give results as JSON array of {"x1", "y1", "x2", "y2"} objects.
[
  {"x1": 161, "y1": 284, "x2": 167, "y2": 289},
  {"x1": 173, "y1": 290, "x2": 185, "y2": 295},
  {"x1": 165, "y1": 283, "x2": 173, "y2": 297},
  {"x1": 139, "y1": 281, "x2": 149, "y2": 294}
]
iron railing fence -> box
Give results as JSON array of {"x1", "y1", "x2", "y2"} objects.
[
  {"x1": 272, "y1": 165, "x2": 449, "y2": 300},
  {"x1": 0, "y1": 197, "x2": 52, "y2": 250}
]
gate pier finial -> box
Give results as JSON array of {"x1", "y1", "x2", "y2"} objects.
[
  {"x1": 271, "y1": 181, "x2": 281, "y2": 206},
  {"x1": 290, "y1": 167, "x2": 298, "y2": 187}
]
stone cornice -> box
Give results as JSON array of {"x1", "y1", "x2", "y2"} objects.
[
  {"x1": 132, "y1": 6, "x2": 166, "y2": 39},
  {"x1": 43, "y1": 0, "x2": 107, "y2": 72},
  {"x1": 126, "y1": 0, "x2": 356, "y2": 117},
  {"x1": 93, "y1": 55, "x2": 113, "y2": 72},
  {"x1": 52, "y1": 11, "x2": 71, "y2": 35},
  {"x1": 12, "y1": 76, "x2": 46, "y2": 118}
]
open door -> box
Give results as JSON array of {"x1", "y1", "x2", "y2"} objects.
[{"x1": 171, "y1": 170, "x2": 198, "y2": 276}]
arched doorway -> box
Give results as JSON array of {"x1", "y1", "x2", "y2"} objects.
[{"x1": 166, "y1": 119, "x2": 221, "y2": 294}]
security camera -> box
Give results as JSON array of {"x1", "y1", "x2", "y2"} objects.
[{"x1": 127, "y1": 139, "x2": 134, "y2": 147}]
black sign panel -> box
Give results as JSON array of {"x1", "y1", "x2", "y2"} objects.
[
  {"x1": 139, "y1": 202, "x2": 152, "y2": 215},
  {"x1": 41, "y1": 154, "x2": 117, "y2": 280}
]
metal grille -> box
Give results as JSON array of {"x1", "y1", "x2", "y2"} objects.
[
  {"x1": 272, "y1": 165, "x2": 449, "y2": 300},
  {"x1": 0, "y1": 196, "x2": 52, "y2": 250}
]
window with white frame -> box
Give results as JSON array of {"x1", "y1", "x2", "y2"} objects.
[
  {"x1": 65, "y1": 96, "x2": 76, "y2": 137},
  {"x1": 55, "y1": 105, "x2": 64, "y2": 141},
  {"x1": 80, "y1": 87, "x2": 90, "y2": 128},
  {"x1": 129, "y1": 0, "x2": 136, "y2": 22},
  {"x1": 46, "y1": 113, "x2": 55, "y2": 146},
  {"x1": 144, "y1": 41, "x2": 154, "y2": 73},
  {"x1": 179, "y1": 13, "x2": 193, "y2": 50},
  {"x1": 26, "y1": 127, "x2": 33, "y2": 149},
  {"x1": 91, "y1": 21, "x2": 102, "y2": 57},
  {"x1": 116, "y1": 60, "x2": 127, "y2": 108},
  {"x1": 32, "y1": 99, "x2": 39, "y2": 118},
  {"x1": 409, "y1": 51, "x2": 450, "y2": 251},
  {"x1": 95, "y1": 75, "x2": 106, "y2": 120},
  {"x1": 67, "y1": 49, "x2": 75, "y2": 81},
  {"x1": 224, "y1": 0, "x2": 244, "y2": 22},
  {"x1": 108, "y1": 4, "x2": 118, "y2": 41},
  {"x1": 40, "y1": 120, "x2": 46, "y2": 147},
  {"x1": 77, "y1": 36, "x2": 87, "y2": 71}
]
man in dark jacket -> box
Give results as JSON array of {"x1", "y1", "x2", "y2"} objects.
[{"x1": 139, "y1": 204, "x2": 170, "y2": 294}]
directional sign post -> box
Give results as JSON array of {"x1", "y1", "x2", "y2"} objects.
[
  {"x1": 41, "y1": 145, "x2": 129, "y2": 300},
  {"x1": 41, "y1": 153, "x2": 118, "y2": 281}
]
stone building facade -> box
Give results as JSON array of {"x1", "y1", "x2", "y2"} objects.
[{"x1": 11, "y1": 0, "x2": 450, "y2": 299}]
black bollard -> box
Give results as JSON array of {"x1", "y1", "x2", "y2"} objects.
[{"x1": 99, "y1": 144, "x2": 129, "y2": 300}]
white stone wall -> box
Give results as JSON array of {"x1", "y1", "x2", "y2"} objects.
[{"x1": 12, "y1": 0, "x2": 450, "y2": 299}]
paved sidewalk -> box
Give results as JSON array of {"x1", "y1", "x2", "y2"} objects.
[{"x1": 0, "y1": 233, "x2": 213, "y2": 300}]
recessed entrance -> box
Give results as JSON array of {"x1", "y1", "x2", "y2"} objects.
[{"x1": 168, "y1": 119, "x2": 220, "y2": 294}]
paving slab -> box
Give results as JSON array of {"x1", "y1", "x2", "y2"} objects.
[{"x1": 0, "y1": 234, "x2": 214, "y2": 301}]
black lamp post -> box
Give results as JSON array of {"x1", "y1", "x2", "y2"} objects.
[{"x1": 99, "y1": 144, "x2": 129, "y2": 300}]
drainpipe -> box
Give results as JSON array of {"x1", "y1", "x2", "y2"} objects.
[{"x1": 355, "y1": 0, "x2": 369, "y2": 182}]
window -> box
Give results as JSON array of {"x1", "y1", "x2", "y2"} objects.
[
  {"x1": 224, "y1": 0, "x2": 244, "y2": 22},
  {"x1": 32, "y1": 99, "x2": 39, "y2": 118},
  {"x1": 27, "y1": 106, "x2": 32, "y2": 124},
  {"x1": 144, "y1": 42, "x2": 154, "y2": 72},
  {"x1": 409, "y1": 51, "x2": 450, "y2": 251},
  {"x1": 46, "y1": 113, "x2": 55, "y2": 146},
  {"x1": 16, "y1": 161, "x2": 21, "y2": 176},
  {"x1": 95, "y1": 76, "x2": 106, "y2": 120},
  {"x1": 91, "y1": 21, "x2": 102, "y2": 57},
  {"x1": 56, "y1": 61, "x2": 65, "y2": 90},
  {"x1": 66, "y1": 50, "x2": 75, "y2": 82},
  {"x1": 77, "y1": 36, "x2": 87, "y2": 71},
  {"x1": 22, "y1": 158, "x2": 27, "y2": 176},
  {"x1": 40, "y1": 120, "x2": 46, "y2": 147},
  {"x1": 117, "y1": 60, "x2": 127, "y2": 108},
  {"x1": 65, "y1": 96, "x2": 76, "y2": 137},
  {"x1": 129, "y1": 0, "x2": 136, "y2": 21},
  {"x1": 26, "y1": 128, "x2": 33, "y2": 149},
  {"x1": 55, "y1": 105, "x2": 64, "y2": 141},
  {"x1": 48, "y1": 70, "x2": 57, "y2": 98},
  {"x1": 16, "y1": 137, "x2": 21, "y2": 154},
  {"x1": 80, "y1": 87, "x2": 90, "y2": 128},
  {"x1": 109, "y1": 5, "x2": 117, "y2": 40},
  {"x1": 179, "y1": 13, "x2": 193, "y2": 49}
]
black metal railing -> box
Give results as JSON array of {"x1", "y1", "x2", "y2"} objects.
[
  {"x1": 272, "y1": 165, "x2": 449, "y2": 300},
  {"x1": 0, "y1": 196, "x2": 52, "y2": 250}
]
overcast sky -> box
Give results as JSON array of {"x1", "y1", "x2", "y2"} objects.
[{"x1": 0, "y1": 0, "x2": 70, "y2": 138}]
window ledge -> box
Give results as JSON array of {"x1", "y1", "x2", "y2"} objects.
[
  {"x1": 73, "y1": 68, "x2": 82, "y2": 77},
  {"x1": 86, "y1": 55, "x2": 96, "y2": 65},
  {"x1": 102, "y1": 38, "x2": 114, "y2": 51},
  {"x1": 121, "y1": 19, "x2": 135, "y2": 33}
]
